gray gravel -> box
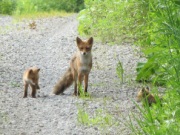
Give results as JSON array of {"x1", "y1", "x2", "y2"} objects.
[{"x1": 0, "y1": 14, "x2": 145, "y2": 135}]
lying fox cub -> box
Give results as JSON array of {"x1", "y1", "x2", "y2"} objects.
[
  {"x1": 23, "y1": 67, "x2": 40, "y2": 98},
  {"x1": 136, "y1": 87, "x2": 162, "y2": 106}
]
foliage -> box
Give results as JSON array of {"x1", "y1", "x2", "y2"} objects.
[
  {"x1": 0, "y1": 0, "x2": 84, "y2": 15},
  {"x1": 0, "y1": 0, "x2": 16, "y2": 15},
  {"x1": 13, "y1": 11, "x2": 73, "y2": 20},
  {"x1": 116, "y1": 60, "x2": 124, "y2": 84},
  {"x1": 78, "y1": 107, "x2": 116, "y2": 127},
  {"x1": 136, "y1": 57, "x2": 167, "y2": 86},
  {"x1": 80, "y1": 0, "x2": 180, "y2": 89},
  {"x1": 77, "y1": 99, "x2": 119, "y2": 133},
  {"x1": 132, "y1": 0, "x2": 180, "y2": 134},
  {"x1": 128, "y1": 88, "x2": 180, "y2": 135},
  {"x1": 78, "y1": 83, "x2": 91, "y2": 98},
  {"x1": 79, "y1": 0, "x2": 180, "y2": 134},
  {"x1": 135, "y1": 0, "x2": 180, "y2": 86},
  {"x1": 78, "y1": 0, "x2": 148, "y2": 43}
]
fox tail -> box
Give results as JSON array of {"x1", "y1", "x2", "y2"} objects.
[{"x1": 53, "y1": 67, "x2": 73, "y2": 95}]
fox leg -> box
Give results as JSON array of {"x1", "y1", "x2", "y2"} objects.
[
  {"x1": 34, "y1": 79, "x2": 40, "y2": 89},
  {"x1": 30, "y1": 84, "x2": 36, "y2": 98},
  {"x1": 74, "y1": 79, "x2": 78, "y2": 96},
  {"x1": 23, "y1": 83, "x2": 28, "y2": 98},
  {"x1": 84, "y1": 74, "x2": 89, "y2": 93},
  {"x1": 74, "y1": 84, "x2": 78, "y2": 96},
  {"x1": 73, "y1": 71, "x2": 78, "y2": 96},
  {"x1": 36, "y1": 84, "x2": 40, "y2": 89}
]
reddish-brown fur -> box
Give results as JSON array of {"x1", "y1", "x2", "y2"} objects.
[
  {"x1": 136, "y1": 87, "x2": 157, "y2": 106},
  {"x1": 53, "y1": 37, "x2": 93, "y2": 96},
  {"x1": 23, "y1": 67, "x2": 40, "y2": 98}
]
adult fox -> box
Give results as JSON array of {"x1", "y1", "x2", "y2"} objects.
[{"x1": 53, "y1": 37, "x2": 93, "y2": 96}]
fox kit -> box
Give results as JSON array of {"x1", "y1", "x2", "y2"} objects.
[
  {"x1": 23, "y1": 67, "x2": 40, "y2": 98},
  {"x1": 53, "y1": 37, "x2": 93, "y2": 96},
  {"x1": 136, "y1": 87, "x2": 161, "y2": 106}
]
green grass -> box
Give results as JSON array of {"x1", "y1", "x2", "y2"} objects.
[
  {"x1": 0, "y1": 112, "x2": 9, "y2": 125},
  {"x1": 116, "y1": 59, "x2": 124, "y2": 84},
  {"x1": 0, "y1": 0, "x2": 84, "y2": 15},
  {"x1": 128, "y1": 89, "x2": 180, "y2": 135},
  {"x1": 77, "y1": 103, "x2": 119, "y2": 134},
  {"x1": 13, "y1": 11, "x2": 74, "y2": 20},
  {"x1": 77, "y1": 83, "x2": 92, "y2": 99},
  {"x1": 10, "y1": 82, "x2": 20, "y2": 88},
  {"x1": 78, "y1": 0, "x2": 180, "y2": 134},
  {"x1": 78, "y1": 0, "x2": 148, "y2": 43},
  {"x1": 78, "y1": 107, "x2": 117, "y2": 127}
]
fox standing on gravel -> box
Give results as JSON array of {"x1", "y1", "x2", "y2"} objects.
[
  {"x1": 53, "y1": 37, "x2": 93, "y2": 96},
  {"x1": 23, "y1": 67, "x2": 40, "y2": 98}
]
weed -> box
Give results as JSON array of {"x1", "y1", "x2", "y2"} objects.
[
  {"x1": 10, "y1": 81, "x2": 20, "y2": 88},
  {"x1": 0, "y1": 0, "x2": 84, "y2": 15},
  {"x1": 78, "y1": 83, "x2": 91, "y2": 99},
  {"x1": 13, "y1": 11, "x2": 73, "y2": 20},
  {"x1": 116, "y1": 59, "x2": 124, "y2": 84},
  {"x1": 77, "y1": 106, "x2": 118, "y2": 129},
  {"x1": 79, "y1": 0, "x2": 180, "y2": 134}
]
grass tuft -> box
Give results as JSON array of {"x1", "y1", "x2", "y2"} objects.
[{"x1": 13, "y1": 11, "x2": 74, "y2": 20}]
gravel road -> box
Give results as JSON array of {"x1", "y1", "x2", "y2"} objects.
[{"x1": 0, "y1": 14, "x2": 145, "y2": 135}]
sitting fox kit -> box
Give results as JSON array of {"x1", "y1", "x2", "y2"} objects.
[
  {"x1": 23, "y1": 67, "x2": 40, "y2": 98},
  {"x1": 136, "y1": 87, "x2": 161, "y2": 106},
  {"x1": 53, "y1": 37, "x2": 93, "y2": 96}
]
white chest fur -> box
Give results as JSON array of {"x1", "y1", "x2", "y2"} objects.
[
  {"x1": 24, "y1": 78, "x2": 35, "y2": 85},
  {"x1": 79, "y1": 52, "x2": 92, "y2": 73}
]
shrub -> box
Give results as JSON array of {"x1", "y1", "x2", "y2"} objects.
[
  {"x1": 79, "y1": 0, "x2": 180, "y2": 134},
  {"x1": 78, "y1": 0, "x2": 148, "y2": 43},
  {"x1": 0, "y1": 0, "x2": 84, "y2": 15},
  {"x1": 0, "y1": 0, "x2": 16, "y2": 15}
]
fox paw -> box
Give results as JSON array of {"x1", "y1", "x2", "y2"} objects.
[
  {"x1": 31, "y1": 95, "x2": 36, "y2": 98},
  {"x1": 73, "y1": 92, "x2": 80, "y2": 96}
]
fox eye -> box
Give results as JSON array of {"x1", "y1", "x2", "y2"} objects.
[
  {"x1": 80, "y1": 47, "x2": 83, "y2": 50},
  {"x1": 86, "y1": 47, "x2": 90, "y2": 50}
]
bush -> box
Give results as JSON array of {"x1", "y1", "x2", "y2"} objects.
[
  {"x1": 0, "y1": 0, "x2": 16, "y2": 15},
  {"x1": 78, "y1": 0, "x2": 180, "y2": 85},
  {"x1": 79, "y1": 0, "x2": 180, "y2": 134},
  {"x1": 0, "y1": 0, "x2": 84, "y2": 15},
  {"x1": 78, "y1": 0, "x2": 148, "y2": 43},
  {"x1": 136, "y1": 0, "x2": 180, "y2": 85}
]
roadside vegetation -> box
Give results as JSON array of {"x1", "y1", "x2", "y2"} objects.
[
  {"x1": 78, "y1": 0, "x2": 180, "y2": 134},
  {"x1": 0, "y1": 0, "x2": 84, "y2": 18},
  {"x1": 1, "y1": 0, "x2": 180, "y2": 134}
]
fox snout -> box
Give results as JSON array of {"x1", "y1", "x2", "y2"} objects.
[{"x1": 82, "y1": 52, "x2": 87, "y2": 55}]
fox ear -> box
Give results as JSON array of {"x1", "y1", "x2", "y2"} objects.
[
  {"x1": 29, "y1": 69, "x2": 33, "y2": 74},
  {"x1": 88, "y1": 37, "x2": 93, "y2": 45},
  {"x1": 142, "y1": 87, "x2": 145, "y2": 92},
  {"x1": 76, "y1": 37, "x2": 82, "y2": 45},
  {"x1": 37, "y1": 68, "x2": 40, "y2": 72},
  {"x1": 146, "y1": 86, "x2": 149, "y2": 91}
]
